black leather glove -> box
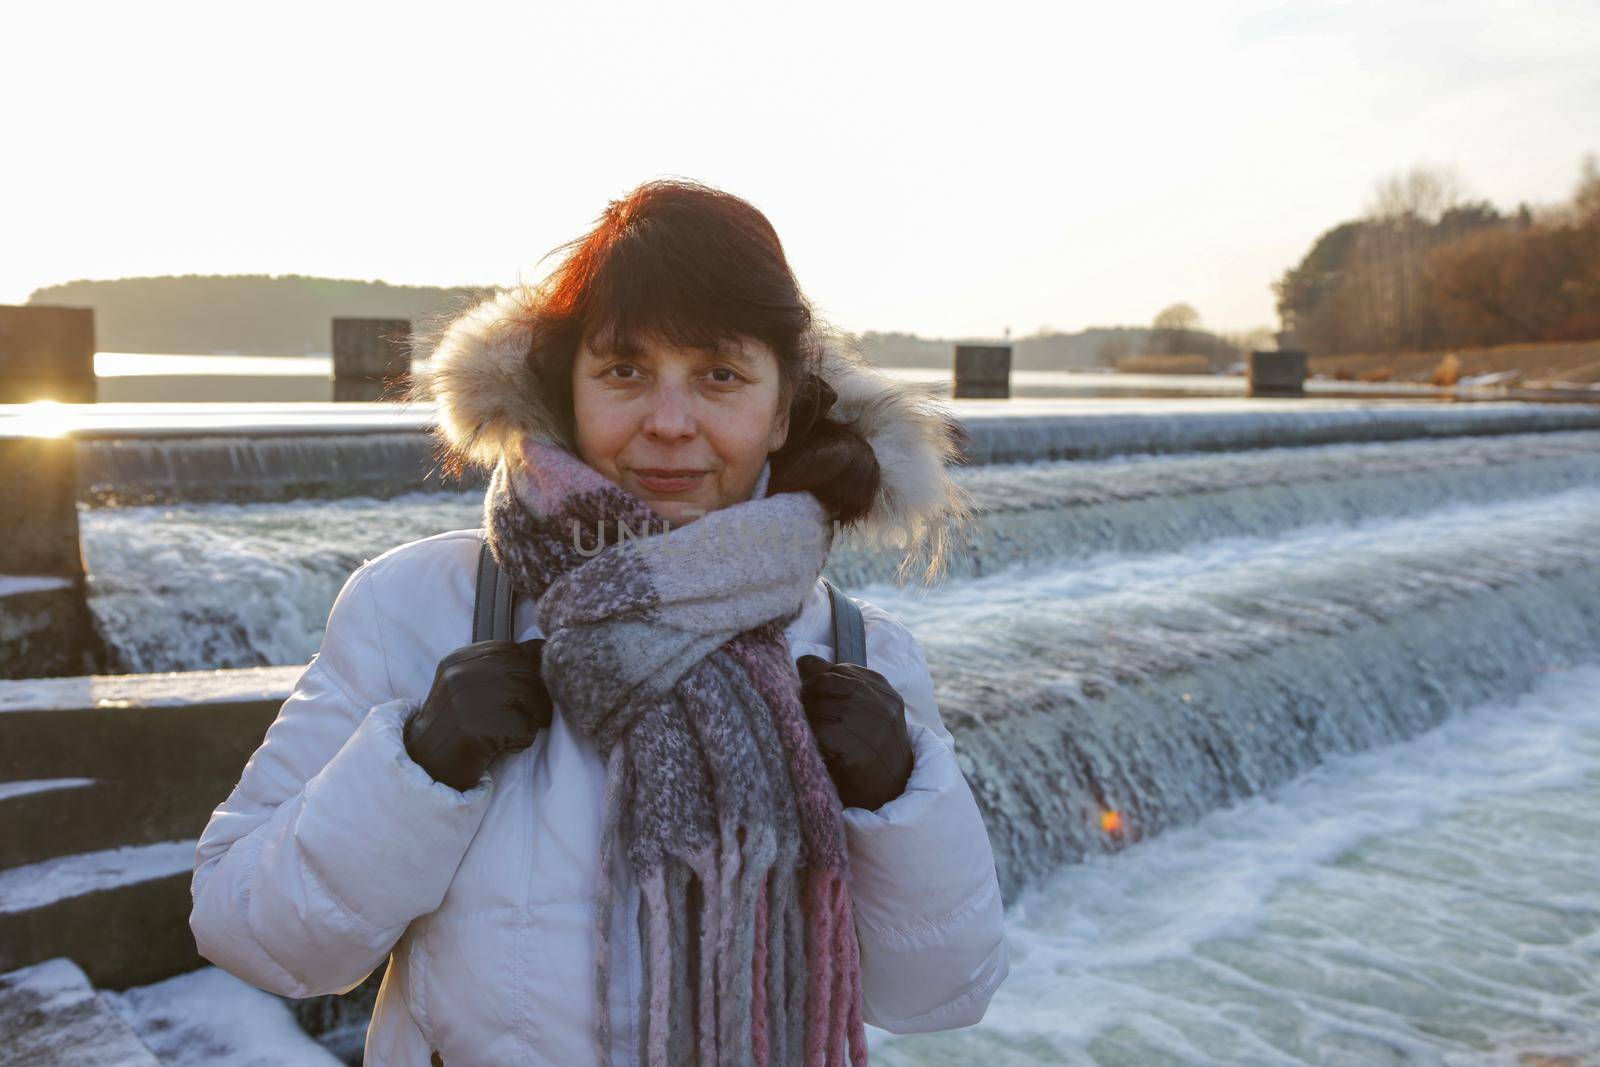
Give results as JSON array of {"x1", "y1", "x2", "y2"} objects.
[
  {"x1": 796, "y1": 654, "x2": 913, "y2": 812},
  {"x1": 403, "y1": 639, "x2": 553, "y2": 792}
]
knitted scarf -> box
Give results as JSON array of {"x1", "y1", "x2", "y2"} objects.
[{"x1": 483, "y1": 437, "x2": 869, "y2": 1067}]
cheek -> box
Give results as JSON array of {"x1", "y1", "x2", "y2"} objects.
[
  {"x1": 572, "y1": 383, "x2": 631, "y2": 464},
  {"x1": 712, "y1": 401, "x2": 782, "y2": 458}
]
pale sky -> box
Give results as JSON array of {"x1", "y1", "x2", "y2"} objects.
[{"x1": 6, "y1": 0, "x2": 1597, "y2": 339}]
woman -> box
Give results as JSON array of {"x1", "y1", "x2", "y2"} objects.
[{"x1": 188, "y1": 179, "x2": 1009, "y2": 1067}]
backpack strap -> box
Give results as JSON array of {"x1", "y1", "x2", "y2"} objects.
[
  {"x1": 473, "y1": 538, "x2": 516, "y2": 643},
  {"x1": 821, "y1": 575, "x2": 868, "y2": 668}
]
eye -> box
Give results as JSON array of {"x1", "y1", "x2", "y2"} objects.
[
  {"x1": 606, "y1": 363, "x2": 640, "y2": 380},
  {"x1": 708, "y1": 367, "x2": 743, "y2": 385}
]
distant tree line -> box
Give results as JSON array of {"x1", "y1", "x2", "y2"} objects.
[
  {"x1": 1091, "y1": 304, "x2": 1272, "y2": 373},
  {"x1": 27, "y1": 274, "x2": 496, "y2": 356},
  {"x1": 858, "y1": 327, "x2": 1165, "y2": 371},
  {"x1": 32, "y1": 272, "x2": 1173, "y2": 372},
  {"x1": 1274, "y1": 156, "x2": 1600, "y2": 358}
]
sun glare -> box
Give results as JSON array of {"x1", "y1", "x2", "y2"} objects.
[{"x1": 6, "y1": 400, "x2": 76, "y2": 438}]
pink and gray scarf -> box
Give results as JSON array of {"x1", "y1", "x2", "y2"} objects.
[{"x1": 484, "y1": 437, "x2": 869, "y2": 1067}]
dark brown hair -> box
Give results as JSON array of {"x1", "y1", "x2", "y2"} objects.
[{"x1": 508, "y1": 178, "x2": 880, "y2": 525}]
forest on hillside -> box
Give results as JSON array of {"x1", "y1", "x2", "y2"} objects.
[
  {"x1": 1276, "y1": 155, "x2": 1600, "y2": 359},
  {"x1": 27, "y1": 275, "x2": 496, "y2": 356},
  {"x1": 28, "y1": 272, "x2": 1186, "y2": 371},
  {"x1": 856, "y1": 327, "x2": 1166, "y2": 370}
]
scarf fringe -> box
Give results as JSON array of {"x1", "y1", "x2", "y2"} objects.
[
  {"x1": 617, "y1": 829, "x2": 869, "y2": 1066},
  {"x1": 594, "y1": 746, "x2": 628, "y2": 1060}
]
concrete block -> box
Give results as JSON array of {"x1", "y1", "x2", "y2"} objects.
[
  {"x1": 1248, "y1": 349, "x2": 1308, "y2": 397},
  {"x1": 0, "y1": 778, "x2": 230, "y2": 870},
  {"x1": 0, "y1": 695, "x2": 283, "y2": 784},
  {"x1": 0, "y1": 867, "x2": 201, "y2": 990},
  {"x1": 0, "y1": 436, "x2": 103, "y2": 678},
  {"x1": 332, "y1": 318, "x2": 411, "y2": 402},
  {"x1": 0, "y1": 957, "x2": 160, "y2": 1064},
  {"x1": 0, "y1": 305, "x2": 96, "y2": 405},
  {"x1": 0, "y1": 585, "x2": 101, "y2": 681},
  {"x1": 0, "y1": 436, "x2": 82, "y2": 576},
  {"x1": 954, "y1": 344, "x2": 1012, "y2": 399},
  {"x1": 0, "y1": 670, "x2": 295, "y2": 990}
]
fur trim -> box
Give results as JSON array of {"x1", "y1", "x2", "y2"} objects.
[
  {"x1": 411, "y1": 287, "x2": 564, "y2": 470},
  {"x1": 810, "y1": 332, "x2": 977, "y2": 585},
  {"x1": 413, "y1": 286, "x2": 976, "y2": 585}
]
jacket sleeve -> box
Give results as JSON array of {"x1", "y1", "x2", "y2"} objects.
[
  {"x1": 188, "y1": 561, "x2": 495, "y2": 999},
  {"x1": 841, "y1": 615, "x2": 1010, "y2": 1033}
]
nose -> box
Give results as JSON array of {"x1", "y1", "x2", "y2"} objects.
[{"x1": 639, "y1": 377, "x2": 698, "y2": 442}]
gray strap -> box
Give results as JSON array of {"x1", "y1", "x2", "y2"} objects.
[
  {"x1": 472, "y1": 539, "x2": 515, "y2": 643},
  {"x1": 823, "y1": 576, "x2": 867, "y2": 667}
]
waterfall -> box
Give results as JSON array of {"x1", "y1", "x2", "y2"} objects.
[
  {"x1": 826, "y1": 428, "x2": 1600, "y2": 584},
  {"x1": 81, "y1": 433, "x2": 1600, "y2": 894},
  {"x1": 856, "y1": 485, "x2": 1600, "y2": 899},
  {"x1": 66, "y1": 407, "x2": 1600, "y2": 1058}
]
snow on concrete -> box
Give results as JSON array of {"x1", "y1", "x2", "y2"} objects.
[
  {"x1": 0, "y1": 840, "x2": 195, "y2": 914},
  {"x1": 0, "y1": 778, "x2": 94, "y2": 802},
  {"x1": 3, "y1": 956, "x2": 102, "y2": 1015},
  {"x1": 0, "y1": 957, "x2": 160, "y2": 1066},
  {"x1": 102, "y1": 965, "x2": 345, "y2": 1067},
  {"x1": 0, "y1": 666, "x2": 302, "y2": 714},
  {"x1": 0, "y1": 575, "x2": 74, "y2": 596}
]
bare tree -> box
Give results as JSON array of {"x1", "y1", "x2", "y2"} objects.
[
  {"x1": 1148, "y1": 303, "x2": 1200, "y2": 355},
  {"x1": 1153, "y1": 303, "x2": 1200, "y2": 332},
  {"x1": 1574, "y1": 153, "x2": 1600, "y2": 222},
  {"x1": 1366, "y1": 163, "x2": 1464, "y2": 223},
  {"x1": 1348, "y1": 163, "x2": 1470, "y2": 352},
  {"x1": 1279, "y1": 154, "x2": 1600, "y2": 358}
]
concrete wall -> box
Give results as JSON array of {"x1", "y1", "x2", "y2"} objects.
[
  {"x1": 954, "y1": 344, "x2": 1012, "y2": 399},
  {"x1": 332, "y1": 318, "x2": 411, "y2": 402},
  {"x1": 0, "y1": 436, "x2": 103, "y2": 678},
  {"x1": 1248, "y1": 349, "x2": 1308, "y2": 397},
  {"x1": 0, "y1": 306, "x2": 96, "y2": 405},
  {"x1": 0, "y1": 668, "x2": 298, "y2": 988}
]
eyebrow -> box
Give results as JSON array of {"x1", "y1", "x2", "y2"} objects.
[
  {"x1": 592, "y1": 329, "x2": 758, "y2": 371},
  {"x1": 706, "y1": 340, "x2": 758, "y2": 367},
  {"x1": 597, "y1": 337, "x2": 757, "y2": 367}
]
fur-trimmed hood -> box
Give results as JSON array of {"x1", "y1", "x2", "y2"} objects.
[{"x1": 412, "y1": 286, "x2": 975, "y2": 583}]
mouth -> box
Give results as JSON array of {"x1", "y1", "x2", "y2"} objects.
[{"x1": 633, "y1": 469, "x2": 708, "y2": 493}]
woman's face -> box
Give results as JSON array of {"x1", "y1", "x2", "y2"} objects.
[{"x1": 572, "y1": 333, "x2": 791, "y2": 525}]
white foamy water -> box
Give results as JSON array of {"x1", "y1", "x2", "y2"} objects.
[
  {"x1": 868, "y1": 661, "x2": 1600, "y2": 1066},
  {"x1": 63, "y1": 423, "x2": 1600, "y2": 1061},
  {"x1": 80, "y1": 434, "x2": 1600, "y2": 674},
  {"x1": 855, "y1": 482, "x2": 1600, "y2": 656},
  {"x1": 82, "y1": 491, "x2": 483, "y2": 671}
]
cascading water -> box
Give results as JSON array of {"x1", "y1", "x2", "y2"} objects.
[
  {"x1": 74, "y1": 420, "x2": 1600, "y2": 1062},
  {"x1": 82, "y1": 493, "x2": 485, "y2": 672},
  {"x1": 828, "y1": 427, "x2": 1600, "y2": 584},
  {"x1": 75, "y1": 432, "x2": 473, "y2": 506},
  {"x1": 856, "y1": 484, "x2": 1600, "y2": 899},
  {"x1": 866, "y1": 662, "x2": 1600, "y2": 1065},
  {"x1": 82, "y1": 429, "x2": 1600, "y2": 679}
]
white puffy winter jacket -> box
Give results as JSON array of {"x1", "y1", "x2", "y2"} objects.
[{"x1": 188, "y1": 528, "x2": 1011, "y2": 1066}]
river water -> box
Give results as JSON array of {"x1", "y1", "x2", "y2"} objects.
[
  {"x1": 74, "y1": 426, "x2": 1600, "y2": 1063},
  {"x1": 869, "y1": 660, "x2": 1600, "y2": 1066}
]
